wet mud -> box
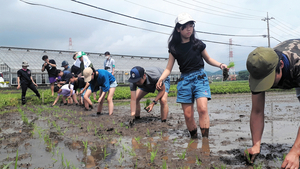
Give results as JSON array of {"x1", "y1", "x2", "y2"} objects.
[{"x1": 0, "y1": 91, "x2": 299, "y2": 168}]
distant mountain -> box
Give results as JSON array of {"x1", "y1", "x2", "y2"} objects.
[{"x1": 206, "y1": 69, "x2": 246, "y2": 76}]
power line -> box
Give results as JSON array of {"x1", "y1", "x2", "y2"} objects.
[
  {"x1": 124, "y1": 0, "x2": 265, "y2": 30},
  {"x1": 210, "y1": 0, "x2": 267, "y2": 13},
  {"x1": 178, "y1": 0, "x2": 261, "y2": 19},
  {"x1": 19, "y1": 0, "x2": 260, "y2": 48},
  {"x1": 163, "y1": 0, "x2": 259, "y2": 20},
  {"x1": 72, "y1": 0, "x2": 265, "y2": 37},
  {"x1": 192, "y1": 0, "x2": 264, "y2": 18}
]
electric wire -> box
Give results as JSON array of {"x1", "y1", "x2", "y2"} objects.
[
  {"x1": 271, "y1": 19, "x2": 300, "y2": 37},
  {"x1": 210, "y1": 0, "x2": 267, "y2": 13},
  {"x1": 72, "y1": 0, "x2": 265, "y2": 37},
  {"x1": 19, "y1": 0, "x2": 260, "y2": 48},
  {"x1": 163, "y1": 0, "x2": 259, "y2": 20},
  {"x1": 124, "y1": 0, "x2": 265, "y2": 30},
  {"x1": 192, "y1": 0, "x2": 264, "y2": 18},
  {"x1": 178, "y1": 0, "x2": 261, "y2": 19}
]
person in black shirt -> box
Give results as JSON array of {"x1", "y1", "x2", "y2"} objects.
[
  {"x1": 69, "y1": 74, "x2": 91, "y2": 107},
  {"x1": 41, "y1": 55, "x2": 57, "y2": 96},
  {"x1": 17, "y1": 61, "x2": 40, "y2": 105},
  {"x1": 157, "y1": 13, "x2": 227, "y2": 138}
]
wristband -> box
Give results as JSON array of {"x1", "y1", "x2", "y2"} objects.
[
  {"x1": 219, "y1": 63, "x2": 224, "y2": 68},
  {"x1": 153, "y1": 100, "x2": 157, "y2": 105}
]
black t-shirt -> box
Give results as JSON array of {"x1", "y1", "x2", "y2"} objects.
[
  {"x1": 17, "y1": 69, "x2": 32, "y2": 85},
  {"x1": 170, "y1": 40, "x2": 206, "y2": 73},
  {"x1": 71, "y1": 65, "x2": 81, "y2": 76},
  {"x1": 73, "y1": 77, "x2": 87, "y2": 91},
  {"x1": 42, "y1": 59, "x2": 57, "y2": 77}
]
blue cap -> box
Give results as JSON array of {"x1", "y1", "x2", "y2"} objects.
[{"x1": 128, "y1": 66, "x2": 145, "y2": 83}]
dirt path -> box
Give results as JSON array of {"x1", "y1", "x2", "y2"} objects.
[{"x1": 0, "y1": 91, "x2": 299, "y2": 168}]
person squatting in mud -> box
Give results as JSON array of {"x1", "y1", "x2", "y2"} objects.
[
  {"x1": 17, "y1": 61, "x2": 41, "y2": 105},
  {"x1": 128, "y1": 66, "x2": 170, "y2": 122},
  {"x1": 83, "y1": 67, "x2": 117, "y2": 116},
  {"x1": 52, "y1": 83, "x2": 79, "y2": 106},
  {"x1": 68, "y1": 74, "x2": 91, "y2": 108},
  {"x1": 156, "y1": 13, "x2": 227, "y2": 138},
  {"x1": 245, "y1": 39, "x2": 300, "y2": 169}
]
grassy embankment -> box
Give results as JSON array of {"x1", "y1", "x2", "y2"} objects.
[{"x1": 0, "y1": 80, "x2": 292, "y2": 110}]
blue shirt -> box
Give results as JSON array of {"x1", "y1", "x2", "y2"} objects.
[{"x1": 90, "y1": 69, "x2": 115, "y2": 92}]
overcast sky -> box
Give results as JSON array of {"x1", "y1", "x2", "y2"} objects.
[{"x1": 1, "y1": 0, "x2": 300, "y2": 72}]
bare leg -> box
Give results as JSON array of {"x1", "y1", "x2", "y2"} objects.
[
  {"x1": 196, "y1": 97, "x2": 209, "y2": 137},
  {"x1": 97, "y1": 89, "x2": 104, "y2": 113},
  {"x1": 135, "y1": 89, "x2": 148, "y2": 118},
  {"x1": 159, "y1": 92, "x2": 169, "y2": 121},
  {"x1": 84, "y1": 89, "x2": 93, "y2": 109},
  {"x1": 50, "y1": 83, "x2": 55, "y2": 96},
  {"x1": 107, "y1": 87, "x2": 116, "y2": 115},
  {"x1": 182, "y1": 103, "x2": 197, "y2": 131}
]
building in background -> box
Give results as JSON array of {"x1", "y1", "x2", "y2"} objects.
[{"x1": 0, "y1": 46, "x2": 181, "y2": 87}]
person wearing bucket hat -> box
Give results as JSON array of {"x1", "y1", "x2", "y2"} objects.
[
  {"x1": 83, "y1": 67, "x2": 117, "y2": 115},
  {"x1": 245, "y1": 39, "x2": 300, "y2": 168},
  {"x1": 156, "y1": 13, "x2": 227, "y2": 139},
  {"x1": 75, "y1": 51, "x2": 93, "y2": 75},
  {"x1": 17, "y1": 61, "x2": 40, "y2": 105},
  {"x1": 128, "y1": 66, "x2": 170, "y2": 122},
  {"x1": 61, "y1": 61, "x2": 71, "y2": 72},
  {"x1": 41, "y1": 55, "x2": 57, "y2": 96}
]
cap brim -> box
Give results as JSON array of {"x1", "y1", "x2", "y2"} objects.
[
  {"x1": 249, "y1": 69, "x2": 276, "y2": 92},
  {"x1": 76, "y1": 55, "x2": 82, "y2": 58},
  {"x1": 128, "y1": 77, "x2": 142, "y2": 83},
  {"x1": 84, "y1": 75, "x2": 92, "y2": 82},
  {"x1": 178, "y1": 19, "x2": 196, "y2": 25}
]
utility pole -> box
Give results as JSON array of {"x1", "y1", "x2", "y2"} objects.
[{"x1": 261, "y1": 12, "x2": 274, "y2": 47}]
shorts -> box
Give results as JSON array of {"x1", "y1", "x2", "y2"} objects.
[
  {"x1": 90, "y1": 81, "x2": 117, "y2": 93},
  {"x1": 80, "y1": 88, "x2": 89, "y2": 99},
  {"x1": 110, "y1": 80, "x2": 118, "y2": 88},
  {"x1": 139, "y1": 76, "x2": 170, "y2": 93},
  {"x1": 49, "y1": 77, "x2": 57, "y2": 84},
  {"x1": 176, "y1": 69, "x2": 211, "y2": 103}
]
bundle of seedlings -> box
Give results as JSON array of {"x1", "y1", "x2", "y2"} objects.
[{"x1": 223, "y1": 62, "x2": 235, "y2": 81}]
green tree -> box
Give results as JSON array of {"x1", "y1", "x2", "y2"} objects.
[{"x1": 237, "y1": 70, "x2": 249, "y2": 80}]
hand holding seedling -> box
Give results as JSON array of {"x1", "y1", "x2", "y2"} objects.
[{"x1": 145, "y1": 103, "x2": 154, "y2": 113}]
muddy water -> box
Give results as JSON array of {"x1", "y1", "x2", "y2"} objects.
[{"x1": 0, "y1": 91, "x2": 299, "y2": 168}]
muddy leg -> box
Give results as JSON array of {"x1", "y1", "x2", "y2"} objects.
[{"x1": 196, "y1": 97, "x2": 210, "y2": 137}]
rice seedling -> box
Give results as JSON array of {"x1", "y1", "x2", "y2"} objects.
[
  {"x1": 99, "y1": 123, "x2": 104, "y2": 128},
  {"x1": 196, "y1": 155, "x2": 202, "y2": 166},
  {"x1": 172, "y1": 138, "x2": 177, "y2": 144},
  {"x1": 150, "y1": 148, "x2": 158, "y2": 163},
  {"x1": 61, "y1": 152, "x2": 65, "y2": 167},
  {"x1": 188, "y1": 140, "x2": 194, "y2": 147},
  {"x1": 147, "y1": 128, "x2": 150, "y2": 137},
  {"x1": 177, "y1": 149, "x2": 187, "y2": 160},
  {"x1": 118, "y1": 151, "x2": 125, "y2": 166},
  {"x1": 51, "y1": 158, "x2": 57, "y2": 163},
  {"x1": 14, "y1": 149, "x2": 18, "y2": 169},
  {"x1": 65, "y1": 159, "x2": 71, "y2": 168},
  {"x1": 162, "y1": 159, "x2": 167, "y2": 169},
  {"x1": 2, "y1": 161, "x2": 13, "y2": 169},
  {"x1": 115, "y1": 129, "x2": 121, "y2": 136},
  {"x1": 113, "y1": 119, "x2": 115, "y2": 124},
  {"x1": 244, "y1": 148, "x2": 251, "y2": 163},
  {"x1": 134, "y1": 136, "x2": 141, "y2": 144},
  {"x1": 103, "y1": 146, "x2": 110, "y2": 160},
  {"x1": 119, "y1": 122, "x2": 124, "y2": 127},
  {"x1": 82, "y1": 140, "x2": 88, "y2": 152}
]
